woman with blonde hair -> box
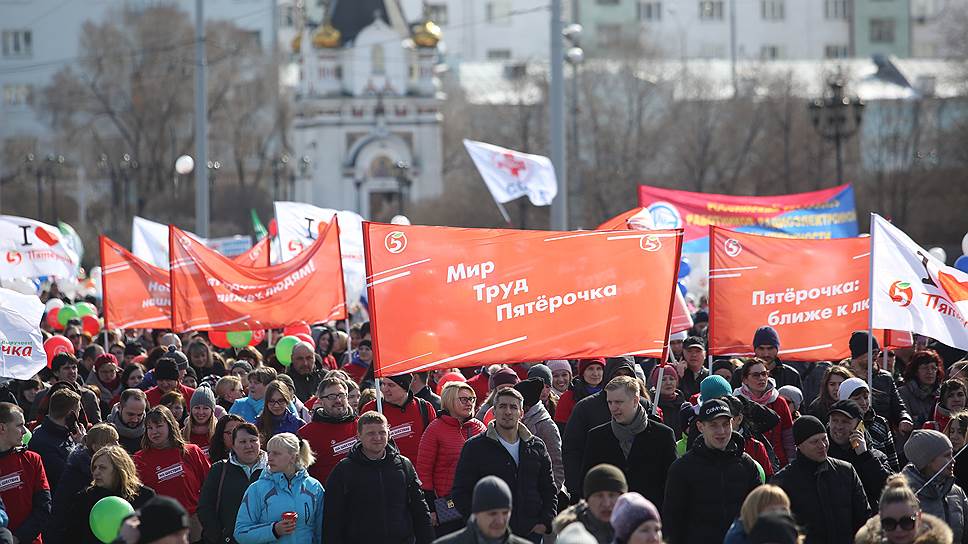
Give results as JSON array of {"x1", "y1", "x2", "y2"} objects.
[
  {"x1": 723, "y1": 484, "x2": 792, "y2": 544},
  {"x1": 182, "y1": 387, "x2": 218, "y2": 455},
  {"x1": 235, "y1": 432, "x2": 324, "y2": 543},
  {"x1": 855, "y1": 474, "x2": 953, "y2": 544},
  {"x1": 215, "y1": 375, "x2": 245, "y2": 412},
  {"x1": 66, "y1": 445, "x2": 156, "y2": 543}
]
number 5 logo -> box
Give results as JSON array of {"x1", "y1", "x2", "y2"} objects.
[{"x1": 385, "y1": 232, "x2": 407, "y2": 254}]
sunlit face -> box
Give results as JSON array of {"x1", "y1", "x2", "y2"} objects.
[
  {"x1": 670, "y1": 339, "x2": 684, "y2": 357},
  {"x1": 97, "y1": 364, "x2": 118, "y2": 383},
  {"x1": 880, "y1": 501, "x2": 920, "y2": 544},
  {"x1": 586, "y1": 491, "x2": 620, "y2": 523},
  {"x1": 347, "y1": 388, "x2": 361, "y2": 411},
  {"x1": 925, "y1": 450, "x2": 954, "y2": 479},
  {"x1": 267, "y1": 442, "x2": 296, "y2": 474},
  {"x1": 799, "y1": 432, "x2": 829, "y2": 462},
  {"x1": 56, "y1": 362, "x2": 78, "y2": 384},
  {"x1": 945, "y1": 387, "x2": 967, "y2": 412},
  {"x1": 552, "y1": 369, "x2": 571, "y2": 392},
  {"x1": 475, "y1": 508, "x2": 511, "y2": 539},
  {"x1": 698, "y1": 416, "x2": 732, "y2": 450},
  {"x1": 754, "y1": 345, "x2": 778, "y2": 366},
  {"x1": 248, "y1": 379, "x2": 267, "y2": 400},
  {"x1": 946, "y1": 420, "x2": 967, "y2": 452},
  {"x1": 743, "y1": 363, "x2": 769, "y2": 394},
  {"x1": 849, "y1": 389, "x2": 871, "y2": 414},
  {"x1": 359, "y1": 422, "x2": 389, "y2": 457},
  {"x1": 92, "y1": 456, "x2": 117, "y2": 489},
  {"x1": 918, "y1": 363, "x2": 938, "y2": 386},
  {"x1": 828, "y1": 374, "x2": 846, "y2": 401},
  {"x1": 583, "y1": 364, "x2": 603, "y2": 386},
  {"x1": 357, "y1": 345, "x2": 373, "y2": 363},
  {"x1": 380, "y1": 379, "x2": 407, "y2": 405},
  {"x1": 452, "y1": 389, "x2": 476, "y2": 419},
  {"x1": 291, "y1": 344, "x2": 315, "y2": 375},
  {"x1": 607, "y1": 388, "x2": 638, "y2": 424},
  {"x1": 233, "y1": 431, "x2": 262, "y2": 465},
  {"x1": 0, "y1": 411, "x2": 26, "y2": 449},
  {"x1": 266, "y1": 392, "x2": 288, "y2": 417},
  {"x1": 146, "y1": 420, "x2": 170, "y2": 448},
  {"x1": 319, "y1": 384, "x2": 349, "y2": 418},
  {"x1": 660, "y1": 373, "x2": 678, "y2": 396},
  {"x1": 191, "y1": 404, "x2": 212, "y2": 426},
  {"x1": 628, "y1": 520, "x2": 663, "y2": 544},
  {"x1": 494, "y1": 394, "x2": 523, "y2": 431},
  {"x1": 684, "y1": 346, "x2": 705, "y2": 370},
  {"x1": 125, "y1": 369, "x2": 144, "y2": 388},
  {"x1": 828, "y1": 412, "x2": 859, "y2": 447}
]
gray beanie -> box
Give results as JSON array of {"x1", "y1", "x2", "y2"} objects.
[
  {"x1": 904, "y1": 429, "x2": 952, "y2": 471},
  {"x1": 556, "y1": 522, "x2": 598, "y2": 544},
  {"x1": 777, "y1": 386, "x2": 803, "y2": 411},
  {"x1": 472, "y1": 476, "x2": 512, "y2": 513},
  {"x1": 527, "y1": 364, "x2": 553, "y2": 388},
  {"x1": 190, "y1": 386, "x2": 216, "y2": 410}
]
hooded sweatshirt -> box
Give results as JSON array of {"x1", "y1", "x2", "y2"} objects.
[{"x1": 298, "y1": 408, "x2": 358, "y2": 484}]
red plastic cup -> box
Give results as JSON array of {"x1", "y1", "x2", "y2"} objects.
[{"x1": 282, "y1": 512, "x2": 298, "y2": 523}]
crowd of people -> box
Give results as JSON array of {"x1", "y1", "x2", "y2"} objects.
[{"x1": 1, "y1": 296, "x2": 967, "y2": 544}]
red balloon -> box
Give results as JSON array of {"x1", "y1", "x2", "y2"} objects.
[
  {"x1": 43, "y1": 335, "x2": 74, "y2": 368},
  {"x1": 294, "y1": 333, "x2": 314, "y2": 347},
  {"x1": 249, "y1": 329, "x2": 266, "y2": 346},
  {"x1": 283, "y1": 322, "x2": 311, "y2": 338},
  {"x1": 46, "y1": 308, "x2": 61, "y2": 330},
  {"x1": 81, "y1": 314, "x2": 101, "y2": 336},
  {"x1": 209, "y1": 331, "x2": 231, "y2": 349}
]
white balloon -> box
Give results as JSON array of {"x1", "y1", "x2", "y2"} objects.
[
  {"x1": 390, "y1": 215, "x2": 411, "y2": 226},
  {"x1": 44, "y1": 298, "x2": 64, "y2": 312},
  {"x1": 175, "y1": 155, "x2": 195, "y2": 175},
  {"x1": 963, "y1": 231, "x2": 968, "y2": 257},
  {"x1": 929, "y1": 247, "x2": 947, "y2": 264}
]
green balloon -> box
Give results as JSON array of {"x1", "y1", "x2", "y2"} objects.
[
  {"x1": 22, "y1": 429, "x2": 30, "y2": 445},
  {"x1": 275, "y1": 335, "x2": 301, "y2": 366},
  {"x1": 90, "y1": 496, "x2": 134, "y2": 543},
  {"x1": 227, "y1": 330, "x2": 253, "y2": 348},
  {"x1": 76, "y1": 302, "x2": 96, "y2": 317},
  {"x1": 57, "y1": 305, "x2": 79, "y2": 327}
]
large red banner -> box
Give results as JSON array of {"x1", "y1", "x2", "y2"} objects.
[
  {"x1": 232, "y1": 237, "x2": 271, "y2": 267},
  {"x1": 364, "y1": 223, "x2": 683, "y2": 376},
  {"x1": 709, "y1": 227, "x2": 872, "y2": 361},
  {"x1": 169, "y1": 221, "x2": 346, "y2": 332},
  {"x1": 100, "y1": 236, "x2": 172, "y2": 330}
]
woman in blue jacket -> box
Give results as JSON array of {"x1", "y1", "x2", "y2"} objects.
[
  {"x1": 234, "y1": 432, "x2": 324, "y2": 544},
  {"x1": 255, "y1": 382, "x2": 306, "y2": 444}
]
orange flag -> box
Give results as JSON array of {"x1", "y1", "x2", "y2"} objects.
[
  {"x1": 169, "y1": 220, "x2": 345, "y2": 332},
  {"x1": 100, "y1": 236, "x2": 172, "y2": 330},
  {"x1": 232, "y1": 237, "x2": 271, "y2": 267},
  {"x1": 708, "y1": 227, "x2": 872, "y2": 361},
  {"x1": 364, "y1": 223, "x2": 683, "y2": 376}
]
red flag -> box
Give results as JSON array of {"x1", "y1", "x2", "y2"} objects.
[
  {"x1": 232, "y1": 237, "x2": 271, "y2": 267},
  {"x1": 169, "y1": 220, "x2": 345, "y2": 332},
  {"x1": 364, "y1": 223, "x2": 683, "y2": 376},
  {"x1": 100, "y1": 236, "x2": 172, "y2": 330}
]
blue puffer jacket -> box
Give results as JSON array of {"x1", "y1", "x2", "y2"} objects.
[
  {"x1": 234, "y1": 468, "x2": 324, "y2": 544},
  {"x1": 230, "y1": 397, "x2": 299, "y2": 424}
]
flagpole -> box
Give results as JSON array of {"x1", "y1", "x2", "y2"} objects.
[
  {"x1": 653, "y1": 365, "x2": 664, "y2": 416},
  {"x1": 867, "y1": 214, "x2": 875, "y2": 387},
  {"x1": 495, "y1": 201, "x2": 512, "y2": 226}
]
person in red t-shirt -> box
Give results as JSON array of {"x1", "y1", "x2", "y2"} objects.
[
  {"x1": 299, "y1": 377, "x2": 358, "y2": 484},
  {"x1": 360, "y1": 374, "x2": 435, "y2": 462},
  {"x1": 0, "y1": 403, "x2": 49, "y2": 544},
  {"x1": 144, "y1": 358, "x2": 196, "y2": 409},
  {"x1": 134, "y1": 406, "x2": 210, "y2": 542}
]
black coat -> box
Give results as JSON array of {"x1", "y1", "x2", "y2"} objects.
[
  {"x1": 324, "y1": 443, "x2": 434, "y2": 544},
  {"x1": 26, "y1": 417, "x2": 72, "y2": 492},
  {"x1": 451, "y1": 423, "x2": 558, "y2": 538},
  {"x1": 580, "y1": 418, "x2": 677, "y2": 508},
  {"x1": 65, "y1": 485, "x2": 155, "y2": 544},
  {"x1": 772, "y1": 455, "x2": 870, "y2": 544},
  {"x1": 197, "y1": 458, "x2": 264, "y2": 544},
  {"x1": 662, "y1": 433, "x2": 760, "y2": 544},
  {"x1": 827, "y1": 436, "x2": 893, "y2": 511},
  {"x1": 415, "y1": 386, "x2": 442, "y2": 412},
  {"x1": 46, "y1": 447, "x2": 92, "y2": 544}
]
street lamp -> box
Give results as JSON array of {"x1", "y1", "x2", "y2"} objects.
[
  {"x1": 46, "y1": 154, "x2": 65, "y2": 222},
  {"x1": 24, "y1": 153, "x2": 41, "y2": 220},
  {"x1": 808, "y1": 80, "x2": 865, "y2": 186},
  {"x1": 393, "y1": 161, "x2": 412, "y2": 215},
  {"x1": 564, "y1": 25, "x2": 583, "y2": 228},
  {"x1": 271, "y1": 154, "x2": 290, "y2": 201}
]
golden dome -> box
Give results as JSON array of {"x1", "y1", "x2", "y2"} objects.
[
  {"x1": 291, "y1": 33, "x2": 301, "y2": 53},
  {"x1": 413, "y1": 19, "x2": 441, "y2": 48},
  {"x1": 312, "y1": 23, "x2": 342, "y2": 49}
]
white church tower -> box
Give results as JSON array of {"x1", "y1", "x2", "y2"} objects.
[{"x1": 290, "y1": 0, "x2": 443, "y2": 222}]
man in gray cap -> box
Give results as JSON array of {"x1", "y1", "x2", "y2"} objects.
[
  {"x1": 901, "y1": 429, "x2": 968, "y2": 542},
  {"x1": 434, "y1": 476, "x2": 530, "y2": 543}
]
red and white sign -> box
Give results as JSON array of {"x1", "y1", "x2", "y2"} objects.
[
  {"x1": 100, "y1": 236, "x2": 172, "y2": 330},
  {"x1": 0, "y1": 216, "x2": 79, "y2": 280},
  {"x1": 364, "y1": 223, "x2": 683, "y2": 376},
  {"x1": 0, "y1": 287, "x2": 47, "y2": 379}
]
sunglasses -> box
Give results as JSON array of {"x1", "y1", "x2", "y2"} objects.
[{"x1": 881, "y1": 515, "x2": 917, "y2": 531}]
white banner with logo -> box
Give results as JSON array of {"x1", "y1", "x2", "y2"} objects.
[
  {"x1": 463, "y1": 139, "x2": 558, "y2": 206},
  {"x1": 0, "y1": 216, "x2": 79, "y2": 280},
  {"x1": 0, "y1": 288, "x2": 47, "y2": 379},
  {"x1": 871, "y1": 213, "x2": 968, "y2": 350}
]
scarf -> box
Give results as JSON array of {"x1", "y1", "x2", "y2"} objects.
[
  {"x1": 611, "y1": 405, "x2": 648, "y2": 458},
  {"x1": 107, "y1": 406, "x2": 144, "y2": 440},
  {"x1": 737, "y1": 380, "x2": 779, "y2": 405}
]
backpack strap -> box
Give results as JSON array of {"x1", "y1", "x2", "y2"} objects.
[
  {"x1": 416, "y1": 397, "x2": 430, "y2": 429},
  {"x1": 215, "y1": 462, "x2": 228, "y2": 515}
]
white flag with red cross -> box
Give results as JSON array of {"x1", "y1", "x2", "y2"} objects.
[
  {"x1": 463, "y1": 139, "x2": 558, "y2": 206},
  {"x1": 870, "y1": 213, "x2": 968, "y2": 350}
]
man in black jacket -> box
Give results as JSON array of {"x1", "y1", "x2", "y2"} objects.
[
  {"x1": 324, "y1": 411, "x2": 434, "y2": 544},
  {"x1": 198, "y1": 423, "x2": 266, "y2": 544},
  {"x1": 662, "y1": 399, "x2": 760, "y2": 544},
  {"x1": 772, "y1": 415, "x2": 869, "y2": 544},
  {"x1": 451, "y1": 388, "x2": 557, "y2": 543},
  {"x1": 411, "y1": 372, "x2": 442, "y2": 412},
  {"x1": 729, "y1": 326, "x2": 802, "y2": 390},
  {"x1": 27, "y1": 389, "x2": 81, "y2": 492},
  {"x1": 286, "y1": 342, "x2": 323, "y2": 402},
  {"x1": 825, "y1": 400, "x2": 892, "y2": 510},
  {"x1": 562, "y1": 357, "x2": 643, "y2": 503},
  {"x1": 580, "y1": 376, "x2": 676, "y2": 507}
]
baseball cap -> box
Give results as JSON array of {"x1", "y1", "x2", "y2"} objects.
[
  {"x1": 683, "y1": 336, "x2": 706, "y2": 350},
  {"x1": 828, "y1": 399, "x2": 864, "y2": 421},
  {"x1": 698, "y1": 398, "x2": 732, "y2": 422}
]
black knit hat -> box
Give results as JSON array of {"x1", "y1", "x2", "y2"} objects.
[
  {"x1": 849, "y1": 331, "x2": 879, "y2": 359},
  {"x1": 793, "y1": 415, "x2": 827, "y2": 446},
  {"x1": 749, "y1": 511, "x2": 799, "y2": 544},
  {"x1": 137, "y1": 496, "x2": 189, "y2": 544},
  {"x1": 165, "y1": 345, "x2": 189, "y2": 370},
  {"x1": 472, "y1": 476, "x2": 512, "y2": 513},
  {"x1": 583, "y1": 463, "x2": 628, "y2": 499},
  {"x1": 514, "y1": 378, "x2": 544, "y2": 409},
  {"x1": 387, "y1": 373, "x2": 413, "y2": 391},
  {"x1": 154, "y1": 357, "x2": 179, "y2": 381}
]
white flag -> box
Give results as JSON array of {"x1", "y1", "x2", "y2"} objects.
[
  {"x1": 0, "y1": 216, "x2": 79, "y2": 280},
  {"x1": 463, "y1": 139, "x2": 558, "y2": 206},
  {"x1": 0, "y1": 287, "x2": 47, "y2": 379},
  {"x1": 133, "y1": 216, "x2": 178, "y2": 268},
  {"x1": 273, "y1": 202, "x2": 365, "y2": 305},
  {"x1": 871, "y1": 213, "x2": 968, "y2": 350}
]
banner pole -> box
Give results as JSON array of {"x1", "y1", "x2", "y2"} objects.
[
  {"x1": 495, "y1": 201, "x2": 513, "y2": 227},
  {"x1": 867, "y1": 214, "x2": 875, "y2": 387},
  {"x1": 652, "y1": 365, "x2": 664, "y2": 416},
  {"x1": 375, "y1": 377, "x2": 383, "y2": 413}
]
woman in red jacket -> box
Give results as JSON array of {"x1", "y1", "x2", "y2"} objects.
[
  {"x1": 415, "y1": 381, "x2": 486, "y2": 538},
  {"x1": 134, "y1": 406, "x2": 211, "y2": 542}
]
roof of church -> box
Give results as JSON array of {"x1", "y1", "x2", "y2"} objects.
[{"x1": 330, "y1": 0, "x2": 391, "y2": 46}]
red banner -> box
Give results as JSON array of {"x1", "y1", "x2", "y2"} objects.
[
  {"x1": 364, "y1": 224, "x2": 683, "y2": 376},
  {"x1": 709, "y1": 227, "x2": 872, "y2": 361},
  {"x1": 100, "y1": 236, "x2": 172, "y2": 330},
  {"x1": 169, "y1": 221, "x2": 346, "y2": 332},
  {"x1": 232, "y1": 237, "x2": 271, "y2": 267}
]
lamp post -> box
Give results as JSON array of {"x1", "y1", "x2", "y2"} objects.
[
  {"x1": 393, "y1": 161, "x2": 412, "y2": 215},
  {"x1": 563, "y1": 24, "x2": 583, "y2": 228},
  {"x1": 24, "y1": 153, "x2": 42, "y2": 220},
  {"x1": 297, "y1": 155, "x2": 311, "y2": 201},
  {"x1": 808, "y1": 80, "x2": 865, "y2": 186},
  {"x1": 46, "y1": 154, "x2": 65, "y2": 222},
  {"x1": 271, "y1": 154, "x2": 290, "y2": 201},
  {"x1": 549, "y1": 0, "x2": 567, "y2": 230}
]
